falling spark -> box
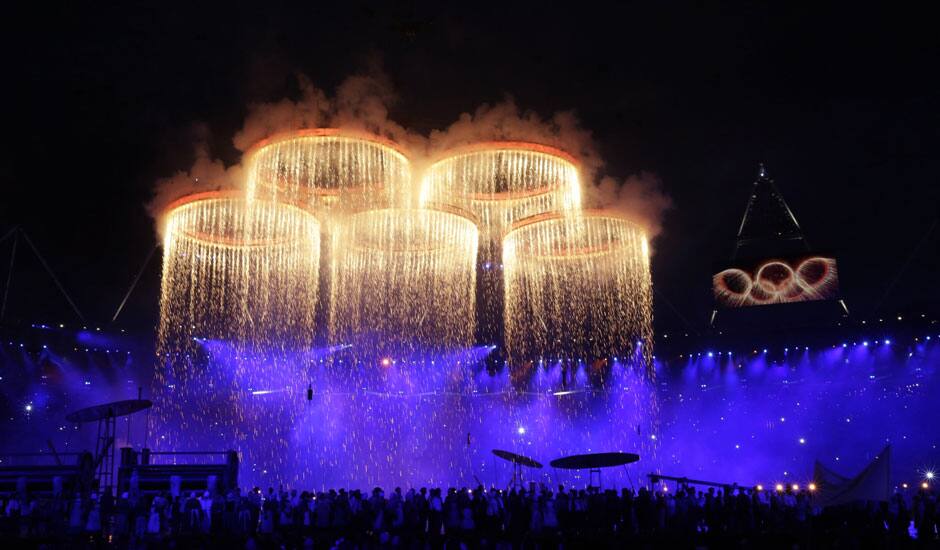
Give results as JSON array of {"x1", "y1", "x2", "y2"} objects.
[
  {"x1": 147, "y1": 134, "x2": 665, "y2": 488},
  {"x1": 329, "y1": 207, "x2": 479, "y2": 359},
  {"x1": 153, "y1": 192, "x2": 321, "y2": 465},
  {"x1": 422, "y1": 142, "x2": 581, "y2": 343},
  {"x1": 503, "y1": 211, "x2": 653, "y2": 374}
]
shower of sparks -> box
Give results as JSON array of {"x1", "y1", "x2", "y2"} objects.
[
  {"x1": 147, "y1": 133, "x2": 661, "y2": 488},
  {"x1": 246, "y1": 128, "x2": 412, "y2": 222},
  {"x1": 421, "y1": 142, "x2": 581, "y2": 344},
  {"x1": 503, "y1": 211, "x2": 654, "y2": 374},
  {"x1": 502, "y1": 211, "x2": 658, "y2": 471},
  {"x1": 329, "y1": 207, "x2": 479, "y2": 359},
  {"x1": 153, "y1": 193, "x2": 321, "y2": 469}
]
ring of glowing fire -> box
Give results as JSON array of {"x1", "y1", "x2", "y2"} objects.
[
  {"x1": 245, "y1": 128, "x2": 410, "y2": 158},
  {"x1": 338, "y1": 207, "x2": 479, "y2": 254},
  {"x1": 504, "y1": 211, "x2": 649, "y2": 260},
  {"x1": 245, "y1": 128, "x2": 411, "y2": 201},
  {"x1": 163, "y1": 192, "x2": 321, "y2": 248},
  {"x1": 431, "y1": 140, "x2": 580, "y2": 166},
  {"x1": 425, "y1": 141, "x2": 580, "y2": 202},
  {"x1": 713, "y1": 256, "x2": 838, "y2": 307}
]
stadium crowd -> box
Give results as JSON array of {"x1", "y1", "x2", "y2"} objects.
[{"x1": 0, "y1": 483, "x2": 937, "y2": 548}]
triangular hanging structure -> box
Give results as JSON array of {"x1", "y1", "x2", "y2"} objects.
[{"x1": 733, "y1": 164, "x2": 808, "y2": 258}]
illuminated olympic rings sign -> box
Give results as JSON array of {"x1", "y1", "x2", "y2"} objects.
[{"x1": 713, "y1": 256, "x2": 839, "y2": 307}]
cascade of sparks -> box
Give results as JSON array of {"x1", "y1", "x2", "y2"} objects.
[
  {"x1": 503, "y1": 211, "x2": 654, "y2": 374},
  {"x1": 502, "y1": 211, "x2": 658, "y2": 465},
  {"x1": 153, "y1": 192, "x2": 321, "y2": 466},
  {"x1": 246, "y1": 129, "x2": 412, "y2": 222},
  {"x1": 420, "y1": 142, "x2": 581, "y2": 343},
  {"x1": 329, "y1": 207, "x2": 479, "y2": 360}
]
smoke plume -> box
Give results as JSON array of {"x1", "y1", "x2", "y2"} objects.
[
  {"x1": 151, "y1": 70, "x2": 671, "y2": 243},
  {"x1": 233, "y1": 66, "x2": 426, "y2": 154},
  {"x1": 585, "y1": 172, "x2": 673, "y2": 239},
  {"x1": 428, "y1": 99, "x2": 603, "y2": 180},
  {"x1": 147, "y1": 125, "x2": 244, "y2": 237},
  {"x1": 429, "y1": 99, "x2": 671, "y2": 239}
]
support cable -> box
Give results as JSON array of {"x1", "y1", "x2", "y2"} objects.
[
  {"x1": 111, "y1": 244, "x2": 158, "y2": 323},
  {"x1": 1, "y1": 228, "x2": 19, "y2": 321},
  {"x1": 654, "y1": 287, "x2": 699, "y2": 336},
  {"x1": 871, "y1": 217, "x2": 938, "y2": 315},
  {"x1": 0, "y1": 226, "x2": 18, "y2": 244},
  {"x1": 19, "y1": 230, "x2": 87, "y2": 324}
]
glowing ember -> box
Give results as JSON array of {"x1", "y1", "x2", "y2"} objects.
[
  {"x1": 329, "y1": 207, "x2": 479, "y2": 358},
  {"x1": 503, "y1": 211, "x2": 653, "y2": 372},
  {"x1": 246, "y1": 129, "x2": 412, "y2": 219}
]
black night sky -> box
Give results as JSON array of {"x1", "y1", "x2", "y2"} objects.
[{"x1": 3, "y1": 3, "x2": 938, "y2": 331}]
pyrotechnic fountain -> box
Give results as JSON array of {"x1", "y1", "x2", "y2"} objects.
[
  {"x1": 503, "y1": 211, "x2": 654, "y2": 373},
  {"x1": 153, "y1": 191, "x2": 321, "y2": 461},
  {"x1": 328, "y1": 207, "x2": 479, "y2": 359},
  {"x1": 246, "y1": 129, "x2": 412, "y2": 219},
  {"x1": 421, "y1": 142, "x2": 582, "y2": 343},
  {"x1": 148, "y1": 130, "x2": 659, "y2": 488}
]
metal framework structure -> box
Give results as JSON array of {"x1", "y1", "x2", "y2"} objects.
[{"x1": 710, "y1": 164, "x2": 848, "y2": 326}]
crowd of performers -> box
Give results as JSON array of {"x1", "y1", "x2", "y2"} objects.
[{"x1": 1, "y1": 482, "x2": 937, "y2": 548}]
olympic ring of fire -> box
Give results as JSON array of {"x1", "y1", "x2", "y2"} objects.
[{"x1": 713, "y1": 256, "x2": 838, "y2": 307}]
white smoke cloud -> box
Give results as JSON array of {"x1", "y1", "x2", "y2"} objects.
[
  {"x1": 428, "y1": 98, "x2": 603, "y2": 181},
  {"x1": 146, "y1": 125, "x2": 244, "y2": 238},
  {"x1": 151, "y1": 70, "x2": 672, "y2": 245},
  {"x1": 585, "y1": 172, "x2": 673, "y2": 240},
  {"x1": 232, "y1": 63, "x2": 426, "y2": 154},
  {"x1": 430, "y1": 99, "x2": 671, "y2": 241}
]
